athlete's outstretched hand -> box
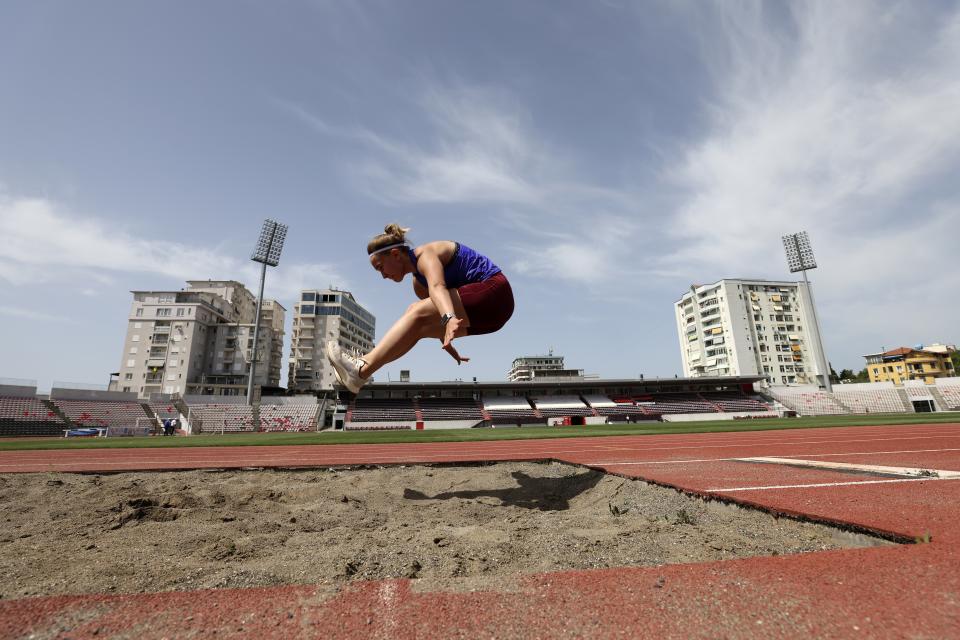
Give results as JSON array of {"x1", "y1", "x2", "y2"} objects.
[
  {"x1": 442, "y1": 316, "x2": 464, "y2": 349},
  {"x1": 443, "y1": 343, "x2": 470, "y2": 365}
]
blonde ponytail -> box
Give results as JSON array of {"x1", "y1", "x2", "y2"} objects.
[{"x1": 367, "y1": 224, "x2": 411, "y2": 255}]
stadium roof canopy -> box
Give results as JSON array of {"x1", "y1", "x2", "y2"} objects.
[{"x1": 357, "y1": 376, "x2": 765, "y2": 397}]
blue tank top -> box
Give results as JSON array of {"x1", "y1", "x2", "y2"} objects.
[{"x1": 410, "y1": 243, "x2": 502, "y2": 289}]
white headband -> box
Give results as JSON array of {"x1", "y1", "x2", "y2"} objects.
[{"x1": 369, "y1": 242, "x2": 408, "y2": 257}]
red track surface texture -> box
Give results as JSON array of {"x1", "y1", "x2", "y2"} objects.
[{"x1": 2, "y1": 422, "x2": 959, "y2": 639}]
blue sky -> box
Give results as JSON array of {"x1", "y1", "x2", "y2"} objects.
[{"x1": 1, "y1": 0, "x2": 958, "y2": 391}]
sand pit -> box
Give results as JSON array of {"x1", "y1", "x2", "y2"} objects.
[{"x1": 0, "y1": 461, "x2": 894, "y2": 598}]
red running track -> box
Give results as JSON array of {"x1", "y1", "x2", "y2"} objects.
[{"x1": 2, "y1": 422, "x2": 959, "y2": 639}]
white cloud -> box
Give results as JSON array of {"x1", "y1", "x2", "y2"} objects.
[
  {"x1": 0, "y1": 194, "x2": 348, "y2": 300},
  {"x1": 665, "y1": 1, "x2": 960, "y2": 275},
  {"x1": 279, "y1": 89, "x2": 545, "y2": 206},
  {"x1": 280, "y1": 88, "x2": 661, "y2": 288},
  {"x1": 660, "y1": 0, "x2": 960, "y2": 364},
  {"x1": 0, "y1": 305, "x2": 78, "y2": 324}
]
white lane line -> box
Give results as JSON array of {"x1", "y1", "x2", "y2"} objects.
[
  {"x1": 591, "y1": 447, "x2": 960, "y2": 467},
  {"x1": 737, "y1": 456, "x2": 960, "y2": 479},
  {"x1": 568, "y1": 433, "x2": 960, "y2": 457},
  {"x1": 708, "y1": 476, "x2": 960, "y2": 492}
]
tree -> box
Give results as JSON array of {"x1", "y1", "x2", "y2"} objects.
[
  {"x1": 854, "y1": 368, "x2": 871, "y2": 382},
  {"x1": 951, "y1": 350, "x2": 960, "y2": 377},
  {"x1": 838, "y1": 368, "x2": 856, "y2": 382}
]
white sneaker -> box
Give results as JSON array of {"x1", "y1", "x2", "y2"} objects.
[{"x1": 325, "y1": 340, "x2": 366, "y2": 393}]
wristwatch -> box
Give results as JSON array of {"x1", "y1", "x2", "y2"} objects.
[{"x1": 440, "y1": 312, "x2": 457, "y2": 327}]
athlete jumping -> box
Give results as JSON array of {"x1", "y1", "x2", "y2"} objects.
[{"x1": 325, "y1": 224, "x2": 514, "y2": 393}]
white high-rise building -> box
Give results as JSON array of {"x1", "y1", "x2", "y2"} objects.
[
  {"x1": 674, "y1": 279, "x2": 828, "y2": 387},
  {"x1": 288, "y1": 289, "x2": 376, "y2": 392},
  {"x1": 507, "y1": 353, "x2": 584, "y2": 382},
  {"x1": 113, "y1": 280, "x2": 285, "y2": 398}
]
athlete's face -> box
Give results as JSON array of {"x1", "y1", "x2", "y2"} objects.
[{"x1": 370, "y1": 250, "x2": 405, "y2": 282}]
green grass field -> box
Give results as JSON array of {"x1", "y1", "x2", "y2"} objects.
[{"x1": 1, "y1": 412, "x2": 957, "y2": 451}]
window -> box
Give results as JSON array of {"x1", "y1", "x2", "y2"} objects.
[
  {"x1": 126, "y1": 359, "x2": 136, "y2": 368},
  {"x1": 129, "y1": 347, "x2": 138, "y2": 354},
  {"x1": 302, "y1": 292, "x2": 316, "y2": 302},
  {"x1": 134, "y1": 322, "x2": 142, "y2": 329},
  {"x1": 176, "y1": 308, "x2": 185, "y2": 317},
  {"x1": 132, "y1": 335, "x2": 140, "y2": 342},
  {"x1": 124, "y1": 373, "x2": 133, "y2": 380},
  {"x1": 122, "y1": 386, "x2": 130, "y2": 392},
  {"x1": 135, "y1": 308, "x2": 143, "y2": 317},
  {"x1": 157, "y1": 308, "x2": 172, "y2": 317}
]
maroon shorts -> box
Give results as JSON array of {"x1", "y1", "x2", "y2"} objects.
[{"x1": 458, "y1": 272, "x2": 514, "y2": 336}]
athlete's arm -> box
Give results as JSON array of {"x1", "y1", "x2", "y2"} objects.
[
  {"x1": 413, "y1": 279, "x2": 429, "y2": 300},
  {"x1": 417, "y1": 246, "x2": 464, "y2": 349},
  {"x1": 416, "y1": 247, "x2": 456, "y2": 319}
]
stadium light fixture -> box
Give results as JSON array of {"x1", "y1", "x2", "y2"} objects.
[
  {"x1": 247, "y1": 219, "x2": 289, "y2": 407},
  {"x1": 252, "y1": 219, "x2": 288, "y2": 266},
  {"x1": 783, "y1": 231, "x2": 817, "y2": 273},
  {"x1": 781, "y1": 231, "x2": 831, "y2": 392}
]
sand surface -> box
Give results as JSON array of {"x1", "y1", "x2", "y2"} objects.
[{"x1": 0, "y1": 461, "x2": 892, "y2": 598}]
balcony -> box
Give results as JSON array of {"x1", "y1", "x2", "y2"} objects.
[{"x1": 153, "y1": 325, "x2": 171, "y2": 334}]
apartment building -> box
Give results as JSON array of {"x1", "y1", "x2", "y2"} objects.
[
  {"x1": 864, "y1": 344, "x2": 956, "y2": 385},
  {"x1": 288, "y1": 289, "x2": 376, "y2": 392},
  {"x1": 674, "y1": 279, "x2": 828, "y2": 387},
  {"x1": 113, "y1": 280, "x2": 285, "y2": 398},
  {"x1": 508, "y1": 353, "x2": 585, "y2": 382}
]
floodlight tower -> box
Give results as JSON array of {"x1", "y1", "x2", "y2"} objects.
[
  {"x1": 248, "y1": 219, "x2": 288, "y2": 404},
  {"x1": 782, "y1": 231, "x2": 832, "y2": 392}
]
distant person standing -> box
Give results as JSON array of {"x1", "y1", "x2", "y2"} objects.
[{"x1": 326, "y1": 224, "x2": 514, "y2": 393}]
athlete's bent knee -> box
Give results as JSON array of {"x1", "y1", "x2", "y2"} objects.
[{"x1": 405, "y1": 299, "x2": 435, "y2": 321}]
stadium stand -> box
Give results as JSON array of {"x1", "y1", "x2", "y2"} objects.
[
  {"x1": 349, "y1": 398, "x2": 416, "y2": 422},
  {"x1": 417, "y1": 397, "x2": 484, "y2": 421},
  {"x1": 530, "y1": 395, "x2": 595, "y2": 417},
  {"x1": 148, "y1": 402, "x2": 179, "y2": 421},
  {"x1": 766, "y1": 386, "x2": 850, "y2": 416},
  {"x1": 185, "y1": 401, "x2": 255, "y2": 433},
  {"x1": 902, "y1": 383, "x2": 937, "y2": 401},
  {"x1": 483, "y1": 397, "x2": 541, "y2": 424},
  {"x1": 699, "y1": 391, "x2": 772, "y2": 413},
  {"x1": 831, "y1": 383, "x2": 908, "y2": 414},
  {"x1": 52, "y1": 399, "x2": 151, "y2": 428},
  {"x1": 582, "y1": 395, "x2": 616, "y2": 409},
  {"x1": 646, "y1": 393, "x2": 718, "y2": 415},
  {"x1": 935, "y1": 379, "x2": 960, "y2": 410},
  {"x1": 583, "y1": 396, "x2": 652, "y2": 419},
  {"x1": 258, "y1": 398, "x2": 319, "y2": 432},
  {"x1": 0, "y1": 395, "x2": 68, "y2": 436}
]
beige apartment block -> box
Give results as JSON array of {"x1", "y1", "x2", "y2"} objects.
[
  {"x1": 288, "y1": 289, "x2": 375, "y2": 392},
  {"x1": 113, "y1": 280, "x2": 285, "y2": 399}
]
